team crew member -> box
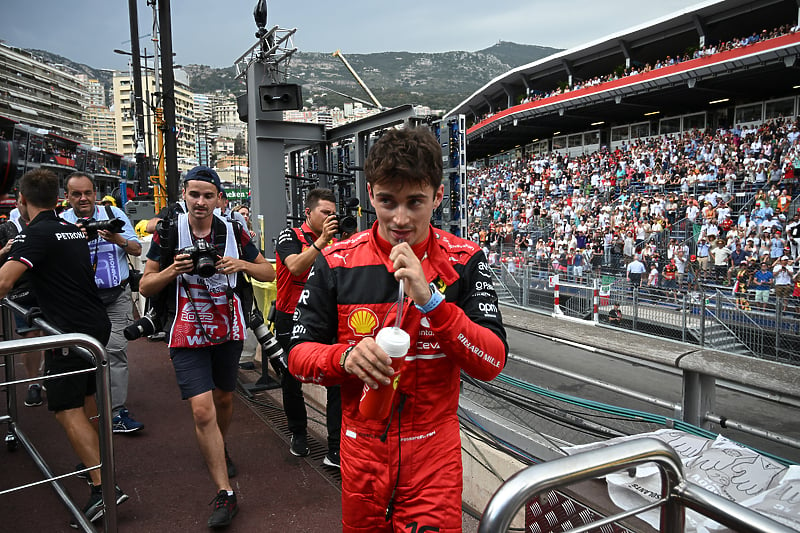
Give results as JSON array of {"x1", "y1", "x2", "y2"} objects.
[
  {"x1": 61, "y1": 172, "x2": 144, "y2": 433},
  {"x1": 0, "y1": 201, "x2": 43, "y2": 407},
  {"x1": 139, "y1": 166, "x2": 275, "y2": 528},
  {"x1": 275, "y1": 188, "x2": 342, "y2": 465},
  {"x1": 288, "y1": 128, "x2": 508, "y2": 532},
  {"x1": 0, "y1": 169, "x2": 126, "y2": 526}
]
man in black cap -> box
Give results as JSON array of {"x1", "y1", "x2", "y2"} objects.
[{"x1": 140, "y1": 165, "x2": 275, "y2": 528}]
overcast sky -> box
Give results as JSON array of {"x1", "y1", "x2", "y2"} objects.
[{"x1": 2, "y1": 0, "x2": 702, "y2": 69}]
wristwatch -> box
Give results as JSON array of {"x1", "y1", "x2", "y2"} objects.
[
  {"x1": 415, "y1": 282, "x2": 444, "y2": 314},
  {"x1": 339, "y1": 345, "x2": 355, "y2": 370}
]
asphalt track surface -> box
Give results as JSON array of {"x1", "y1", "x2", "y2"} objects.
[{"x1": 500, "y1": 324, "x2": 800, "y2": 463}]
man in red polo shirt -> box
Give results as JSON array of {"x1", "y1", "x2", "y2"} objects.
[{"x1": 275, "y1": 188, "x2": 342, "y2": 466}]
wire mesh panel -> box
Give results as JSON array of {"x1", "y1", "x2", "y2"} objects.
[
  {"x1": 488, "y1": 262, "x2": 800, "y2": 365},
  {"x1": 558, "y1": 284, "x2": 594, "y2": 320}
]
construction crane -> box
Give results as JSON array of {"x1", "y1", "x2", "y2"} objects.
[{"x1": 332, "y1": 50, "x2": 384, "y2": 110}]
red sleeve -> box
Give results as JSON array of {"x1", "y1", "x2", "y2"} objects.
[{"x1": 424, "y1": 301, "x2": 506, "y2": 381}]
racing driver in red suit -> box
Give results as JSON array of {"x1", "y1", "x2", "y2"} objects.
[{"x1": 288, "y1": 127, "x2": 508, "y2": 532}]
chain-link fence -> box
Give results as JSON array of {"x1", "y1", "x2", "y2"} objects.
[{"x1": 490, "y1": 262, "x2": 800, "y2": 366}]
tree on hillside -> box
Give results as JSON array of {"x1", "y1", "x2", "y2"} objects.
[{"x1": 234, "y1": 133, "x2": 246, "y2": 156}]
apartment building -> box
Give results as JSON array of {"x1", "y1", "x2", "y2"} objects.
[
  {"x1": 85, "y1": 104, "x2": 117, "y2": 152},
  {"x1": 111, "y1": 69, "x2": 196, "y2": 162},
  {"x1": 0, "y1": 42, "x2": 88, "y2": 140}
]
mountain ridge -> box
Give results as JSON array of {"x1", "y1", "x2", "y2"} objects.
[{"x1": 21, "y1": 41, "x2": 563, "y2": 112}]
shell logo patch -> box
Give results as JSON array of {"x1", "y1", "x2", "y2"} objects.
[
  {"x1": 434, "y1": 278, "x2": 447, "y2": 293},
  {"x1": 347, "y1": 308, "x2": 379, "y2": 336}
]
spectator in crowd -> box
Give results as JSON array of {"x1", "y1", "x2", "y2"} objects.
[
  {"x1": 751, "y1": 260, "x2": 774, "y2": 310},
  {"x1": 139, "y1": 166, "x2": 275, "y2": 528},
  {"x1": 773, "y1": 255, "x2": 795, "y2": 311},
  {"x1": 686, "y1": 254, "x2": 701, "y2": 293},
  {"x1": 647, "y1": 263, "x2": 660, "y2": 289},
  {"x1": 662, "y1": 258, "x2": 679, "y2": 303},
  {"x1": 288, "y1": 128, "x2": 508, "y2": 532},
  {"x1": 696, "y1": 237, "x2": 711, "y2": 280},
  {"x1": 711, "y1": 240, "x2": 732, "y2": 283},
  {"x1": 734, "y1": 261, "x2": 752, "y2": 310},
  {"x1": 61, "y1": 173, "x2": 144, "y2": 434}
]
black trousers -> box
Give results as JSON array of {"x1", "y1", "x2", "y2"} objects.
[{"x1": 276, "y1": 310, "x2": 341, "y2": 450}]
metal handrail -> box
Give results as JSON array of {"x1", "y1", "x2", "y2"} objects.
[
  {"x1": 0, "y1": 300, "x2": 117, "y2": 533},
  {"x1": 478, "y1": 437, "x2": 794, "y2": 533},
  {"x1": 699, "y1": 291, "x2": 758, "y2": 356},
  {"x1": 713, "y1": 288, "x2": 765, "y2": 353}
]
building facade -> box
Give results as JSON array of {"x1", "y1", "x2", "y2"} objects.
[
  {"x1": 85, "y1": 104, "x2": 117, "y2": 151},
  {"x1": 0, "y1": 43, "x2": 89, "y2": 140},
  {"x1": 111, "y1": 69, "x2": 196, "y2": 164}
]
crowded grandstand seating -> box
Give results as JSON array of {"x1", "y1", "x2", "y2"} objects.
[
  {"x1": 476, "y1": 25, "x2": 798, "y2": 124},
  {"x1": 467, "y1": 116, "x2": 800, "y2": 305}
]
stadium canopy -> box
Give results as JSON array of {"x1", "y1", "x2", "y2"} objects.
[{"x1": 446, "y1": 0, "x2": 800, "y2": 161}]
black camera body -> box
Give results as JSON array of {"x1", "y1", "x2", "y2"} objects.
[
  {"x1": 332, "y1": 213, "x2": 357, "y2": 236},
  {"x1": 78, "y1": 217, "x2": 125, "y2": 241},
  {"x1": 177, "y1": 239, "x2": 220, "y2": 278},
  {"x1": 334, "y1": 197, "x2": 361, "y2": 236}
]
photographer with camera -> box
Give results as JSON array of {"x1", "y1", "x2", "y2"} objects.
[
  {"x1": 139, "y1": 166, "x2": 274, "y2": 528},
  {"x1": 275, "y1": 188, "x2": 342, "y2": 466},
  {"x1": 61, "y1": 172, "x2": 144, "y2": 435},
  {"x1": 0, "y1": 169, "x2": 127, "y2": 526}
]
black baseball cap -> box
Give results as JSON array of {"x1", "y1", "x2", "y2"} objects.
[{"x1": 183, "y1": 165, "x2": 222, "y2": 192}]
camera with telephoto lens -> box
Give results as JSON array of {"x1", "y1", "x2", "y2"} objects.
[
  {"x1": 123, "y1": 309, "x2": 163, "y2": 341},
  {"x1": 77, "y1": 217, "x2": 125, "y2": 241},
  {"x1": 333, "y1": 197, "x2": 360, "y2": 236},
  {"x1": 248, "y1": 307, "x2": 288, "y2": 375},
  {"x1": 177, "y1": 239, "x2": 220, "y2": 278}
]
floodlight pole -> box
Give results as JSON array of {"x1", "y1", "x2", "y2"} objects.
[
  {"x1": 158, "y1": 0, "x2": 179, "y2": 203},
  {"x1": 127, "y1": 0, "x2": 148, "y2": 191}
]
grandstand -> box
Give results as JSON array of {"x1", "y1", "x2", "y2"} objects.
[
  {"x1": 449, "y1": 0, "x2": 800, "y2": 159},
  {"x1": 444, "y1": 0, "x2": 800, "y2": 362}
]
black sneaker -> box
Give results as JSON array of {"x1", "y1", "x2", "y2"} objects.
[
  {"x1": 207, "y1": 490, "x2": 238, "y2": 529},
  {"x1": 290, "y1": 433, "x2": 309, "y2": 457},
  {"x1": 322, "y1": 449, "x2": 340, "y2": 469},
  {"x1": 24, "y1": 384, "x2": 43, "y2": 407},
  {"x1": 69, "y1": 485, "x2": 128, "y2": 528},
  {"x1": 74, "y1": 462, "x2": 92, "y2": 482},
  {"x1": 224, "y1": 445, "x2": 237, "y2": 478}
]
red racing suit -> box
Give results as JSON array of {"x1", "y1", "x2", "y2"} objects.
[{"x1": 288, "y1": 223, "x2": 507, "y2": 533}]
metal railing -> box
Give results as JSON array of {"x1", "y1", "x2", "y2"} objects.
[
  {"x1": 492, "y1": 263, "x2": 800, "y2": 364},
  {"x1": 478, "y1": 437, "x2": 794, "y2": 533},
  {"x1": 706, "y1": 290, "x2": 764, "y2": 356},
  {"x1": 0, "y1": 299, "x2": 118, "y2": 533}
]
